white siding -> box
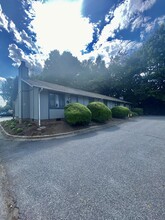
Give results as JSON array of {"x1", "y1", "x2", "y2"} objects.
[
  {"x1": 14, "y1": 97, "x2": 19, "y2": 118},
  {"x1": 65, "y1": 94, "x2": 70, "y2": 105},
  {"x1": 30, "y1": 89, "x2": 34, "y2": 119},
  {"x1": 125, "y1": 104, "x2": 130, "y2": 108},
  {"x1": 77, "y1": 96, "x2": 90, "y2": 105},
  {"x1": 78, "y1": 96, "x2": 84, "y2": 104},
  {"x1": 40, "y1": 91, "x2": 49, "y2": 119},
  {"x1": 65, "y1": 94, "x2": 79, "y2": 105},
  {"x1": 22, "y1": 82, "x2": 30, "y2": 119},
  {"x1": 71, "y1": 95, "x2": 78, "y2": 103},
  {"x1": 94, "y1": 98, "x2": 100, "y2": 102},
  {"x1": 119, "y1": 103, "x2": 124, "y2": 107},
  {"x1": 83, "y1": 97, "x2": 89, "y2": 105},
  {"x1": 107, "y1": 101, "x2": 116, "y2": 109},
  {"x1": 33, "y1": 87, "x2": 39, "y2": 120},
  {"x1": 16, "y1": 83, "x2": 130, "y2": 120},
  {"x1": 49, "y1": 109, "x2": 64, "y2": 119}
]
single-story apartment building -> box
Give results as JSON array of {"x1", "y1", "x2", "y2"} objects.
[{"x1": 15, "y1": 61, "x2": 131, "y2": 126}]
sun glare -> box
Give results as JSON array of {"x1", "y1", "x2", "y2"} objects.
[{"x1": 31, "y1": 0, "x2": 93, "y2": 58}]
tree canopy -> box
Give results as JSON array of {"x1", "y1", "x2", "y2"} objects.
[
  {"x1": 32, "y1": 24, "x2": 165, "y2": 114},
  {"x1": 39, "y1": 50, "x2": 82, "y2": 87},
  {"x1": 2, "y1": 25, "x2": 164, "y2": 114},
  {"x1": 1, "y1": 77, "x2": 18, "y2": 109}
]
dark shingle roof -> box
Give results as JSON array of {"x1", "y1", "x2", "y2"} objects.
[{"x1": 23, "y1": 79, "x2": 130, "y2": 104}]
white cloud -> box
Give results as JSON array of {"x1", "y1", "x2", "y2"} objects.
[
  {"x1": 0, "y1": 77, "x2": 6, "y2": 89},
  {"x1": 20, "y1": 30, "x2": 38, "y2": 52},
  {"x1": 8, "y1": 44, "x2": 46, "y2": 74},
  {"x1": 140, "y1": 15, "x2": 165, "y2": 40},
  {"x1": 0, "y1": 96, "x2": 6, "y2": 107},
  {"x1": 0, "y1": 77, "x2": 6, "y2": 107},
  {"x1": 105, "y1": 8, "x2": 114, "y2": 23},
  {"x1": 0, "y1": 5, "x2": 9, "y2": 32},
  {"x1": 6, "y1": 0, "x2": 94, "y2": 73},
  {"x1": 83, "y1": 39, "x2": 142, "y2": 67},
  {"x1": 138, "y1": 0, "x2": 157, "y2": 12},
  {"x1": 9, "y1": 20, "x2": 22, "y2": 42},
  {"x1": 156, "y1": 15, "x2": 165, "y2": 26},
  {"x1": 131, "y1": 16, "x2": 151, "y2": 32},
  {"x1": 4, "y1": 6, "x2": 42, "y2": 72},
  {"x1": 8, "y1": 44, "x2": 26, "y2": 65},
  {"x1": 95, "y1": 0, "x2": 157, "y2": 50},
  {"x1": 0, "y1": 76, "x2": 6, "y2": 81},
  {"x1": 9, "y1": 20, "x2": 38, "y2": 52},
  {"x1": 6, "y1": 0, "x2": 159, "y2": 71},
  {"x1": 30, "y1": 0, "x2": 94, "y2": 57},
  {"x1": 18, "y1": 0, "x2": 154, "y2": 69}
]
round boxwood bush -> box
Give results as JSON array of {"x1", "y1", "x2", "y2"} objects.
[
  {"x1": 111, "y1": 106, "x2": 130, "y2": 119},
  {"x1": 87, "y1": 102, "x2": 112, "y2": 123},
  {"x1": 64, "y1": 103, "x2": 92, "y2": 125}
]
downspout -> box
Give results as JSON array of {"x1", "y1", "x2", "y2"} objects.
[{"x1": 38, "y1": 88, "x2": 43, "y2": 127}]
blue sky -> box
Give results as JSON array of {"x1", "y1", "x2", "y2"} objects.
[{"x1": 0, "y1": 0, "x2": 165, "y2": 81}]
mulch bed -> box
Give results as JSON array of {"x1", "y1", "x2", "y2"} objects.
[
  {"x1": 0, "y1": 118, "x2": 126, "y2": 137},
  {"x1": 0, "y1": 119, "x2": 94, "y2": 136}
]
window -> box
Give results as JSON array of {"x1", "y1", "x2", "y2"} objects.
[{"x1": 49, "y1": 93, "x2": 65, "y2": 109}]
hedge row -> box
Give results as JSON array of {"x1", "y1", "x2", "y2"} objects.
[
  {"x1": 64, "y1": 102, "x2": 112, "y2": 125},
  {"x1": 64, "y1": 102, "x2": 142, "y2": 126}
]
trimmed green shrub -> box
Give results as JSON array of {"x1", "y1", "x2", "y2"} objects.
[
  {"x1": 111, "y1": 106, "x2": 130, "y2": 119},
  {"x1": 131, "y1": 108, "x2": 143, "y2": 116},
  {"x1": 87, "y1": 102, "x2": 112, "y2": 123},
  {"x1": 64, "y1": 103, "x2": 92, "y2": 125}
]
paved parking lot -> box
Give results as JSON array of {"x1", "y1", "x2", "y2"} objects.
[{"x1": 0, "y1": 116, "x2": 165, "y2": 220}]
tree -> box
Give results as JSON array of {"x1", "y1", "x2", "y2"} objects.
[
  {"x1": 113, "y1": 24, "x2": 165, "y2": 113},
  {"x1": 126, "y1": 25, "x2": 165, "y2": 103},
  {"x1": 1, "y1": 77, "x2": 18, "y2": 109},
  {"x1": 75, "y1": 56, "x2": 108, "y2": 93},
  {"x1": 40, "y1": 50, "x2": 82, "y2": 87},
  {"x1": 39, "y1": 50, "x2": 109, "y2": 93},
  {"x1": 36, "y1": 25, "x2": 165, "y2": 115}
]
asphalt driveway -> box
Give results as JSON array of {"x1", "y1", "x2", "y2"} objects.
[{"x1": 0, "y1": 116, "x2": 165, "y2": 220}]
